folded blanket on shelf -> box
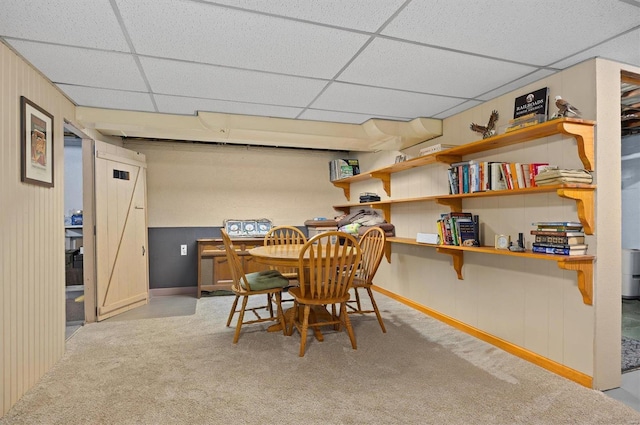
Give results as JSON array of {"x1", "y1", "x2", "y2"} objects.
[
  {"x1": 357, "y1": 223, "x2": 396, "y2": 238},
  {"x1": 534, "y1": 167, "x2": 593, "y2": 185}
]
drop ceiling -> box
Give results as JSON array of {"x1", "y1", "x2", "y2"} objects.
[{"x1": 2, "y1": 0, "x2": 640, "y2": 151}]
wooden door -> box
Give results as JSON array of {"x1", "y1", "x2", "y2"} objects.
[{"x1": 94, "y1": 141, "x2": 149, "y2": 321}]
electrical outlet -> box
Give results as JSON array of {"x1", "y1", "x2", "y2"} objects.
[{"x1": 180, "y1": 244, "x2": 187, "y2": 256}]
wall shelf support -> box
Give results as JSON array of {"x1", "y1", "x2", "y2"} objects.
[
  {"x1": 557, "y1": 259, "x2": 593, "y2": 305},
  {"x1": 557, "y1": 187, "x2": 595, "y2": 234}
]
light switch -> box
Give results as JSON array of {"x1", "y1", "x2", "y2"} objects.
[{"x1": 181, "y1": 244, "x2": 187, "y2": 256}]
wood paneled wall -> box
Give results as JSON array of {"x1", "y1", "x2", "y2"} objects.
[{"x1": 1, "y1": 42, "x2": 75, "y2": 417}]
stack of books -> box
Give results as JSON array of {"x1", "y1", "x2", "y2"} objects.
[
  {"x1": 505, "y1": 113, "x2": 547, "y2": 133},
  {"x1": 329, "y1": 159, "x2": 360, "y2": 181},
  {"x1": 437, "y1": 212, "x2": 479, "y2": 246},
  {"x1": 530, "y1": 221, "x2": 587, "y2": 255}
]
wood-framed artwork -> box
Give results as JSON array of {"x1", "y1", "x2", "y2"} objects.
[{"x1": 21, "y1": 96, "x2": 54, "y2": 187}]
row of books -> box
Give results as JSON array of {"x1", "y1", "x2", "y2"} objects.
[
  {"x1": 329, "y1": 159, "x2": 360, "y2": 182},
  {"x1": 530, "y1": 221, "x2": 587, "y2": 256},
  {"x1": 447, "y1": 161, "x2": 552, "y2": 194},
  {"x1": 437, "y1": 212, "x2": 479, "y2": 246}
]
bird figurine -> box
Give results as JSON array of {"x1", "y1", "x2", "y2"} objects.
[
  {"x1": 470, "y1": 110, "x2": 499, "y2": 139},
  {"x1": 554, "y1": 96, "x2": 582, "y2": 118}
]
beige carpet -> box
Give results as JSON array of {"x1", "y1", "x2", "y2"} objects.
[{"x1": 2, "y1": 294, "x2": 640, "y2": 425}]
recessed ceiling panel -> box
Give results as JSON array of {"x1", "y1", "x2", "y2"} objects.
[
  {"x1": 551, "y1": 29, "x2": 640, "y2": 70},
  {"x1": 298, "y1": 109, "x2": 410, "y2": 124},
  {"x1": 57, "y1": 85, "x2": 156, "y2": 112},
  {"x1": 432, "y1": 100, "x2": 483, "y2": 119},
  {"x1": 206, "y1": 0, "x2": 407, "y2": 32},
  {"x1": 0, "y1": 0, "x2": 129, "y2": 51},
  {"x1": 154, "y1": 94, "x2": 302, "y2": 118},
  {"x1": 477, "y1": 69, "x2": 557, "y2": 102},
  {"x1": 116, "y1": 0, "x2": 369, "y2": 78},
  {"x1": 382, "y1": 0, "x2": 640, "y2": 66},
  {"x1": 140, "y1": 57, "x2": 327, "y2": 107},
  {"x1": 7, "y1": 40, "x2": 147, "y2": 91},
  {"x1": 311, "y1": 82, "x2": 463, "y2": 118},
  {"x1": 339, "y1": 38, "x2": 538, "y2": 98}
]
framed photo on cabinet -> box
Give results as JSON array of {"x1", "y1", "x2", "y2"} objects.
[{"x1": 20, "y1": 96, "x2": 54, "y2": 187}]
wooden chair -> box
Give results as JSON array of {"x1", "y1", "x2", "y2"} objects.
[
  {"x1": 263, "y1": 225, "x2": 307, "y2": 279},
  {"x1": 287, "y1": 231, "x2": 362, "y2": 357},
  {"x1": 347, "y1": 226, "x2": 387, "y2": 333},
  {"x1": 221, "y1": 229, "x2": 289, "y2": 343}
]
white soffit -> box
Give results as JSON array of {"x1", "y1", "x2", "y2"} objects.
[
  {"x1": 382, "y1": 0, "x2": 640, "y2": 66},
  {"x1": 205, "y1": 0, "x2": 407, "y2": 32},
  {"x1": 7, "y1": 40, "x2": 147, "y2": 92},
  {"x1": 75, "y1": 107, "x2": 442, "y2": 152},
  {"x1": 140, "y1": 57, "x2": 327, "y2": 107},
  {"x1": 338, "y1": 38, "x2": 538, "y2": 98},
  {"x1": 115, "y1": 0, "x2": 369, "y2": 79}
]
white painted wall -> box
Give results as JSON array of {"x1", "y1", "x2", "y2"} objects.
[{"x1": 122, "y1": 140, "x2": 350, "y2": 228}]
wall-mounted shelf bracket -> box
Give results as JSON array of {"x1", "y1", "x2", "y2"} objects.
[
  {"x1": 332, "y1": 181, "x2": 351, "y2": 201},
  {"x1": 557, "y1": 259, "x2": 593, "y2": 305},
  {"x1": 436, "y1": 247, "x2": 464, "y2": 279},
  {"x1": 435, "y1": 198, "x2": 462, "y2": 212},
  {"x1": 556, "y1": 187, "x2": 595, "y2": 234},
  {"x1": 371, "y1": 172, "x2": 391, "y2": 197}
]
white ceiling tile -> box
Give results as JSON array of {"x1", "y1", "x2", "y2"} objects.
[
  {"x1": 311, "y1": 82, "x2": 463, "y2": 118},
  {"x1": 432, "y1": 100, "x2": 483, "y2": 119},
  {"x1": 205, "y1": 0, "x2": 407, "y2": 32},
  {"x1": 57, "y1": 85, "x2": 156, "y2": 112},
  {"x1": 140, "y1": 57, "x2": 326, "y2": 107},
  {"x1": 115, "y1": 0, "x2": 369, "y2": 78},
  {"x1": 299, "y1": 109, "x2": 410, "y2": 124},
  {"x1": 154, "y1": 94, "x2": 303, "y2": 118},
  {"x1": 477, "y1": 70, "x2": 557, "y2": 102},
  {"x1": 0, "y1": 0, "x2": 129, "y2": 51},
  {"x1": 550, "y1": 29, "x2": 640, "y2": 70},
  {"x1": 382, "y1": 0, "x2": 640, "y2": 65},
  {"x1": 7, "y1": 40, "x2": 147, "y2": 91},
  {"x1": 339, "y1": 38, "x2": 538, "y2": 98}
]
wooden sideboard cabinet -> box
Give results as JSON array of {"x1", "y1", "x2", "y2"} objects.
[{"x1": 197, "y1": 237, "x2": 268, "y2": 298}]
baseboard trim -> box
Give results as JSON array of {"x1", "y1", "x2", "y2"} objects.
[
  {"x1": 150, "y1": 287, "x2": 197, "y2": 297},
  {"x1": 373, "y1": 285, "x2": 593, "y2": 388}
]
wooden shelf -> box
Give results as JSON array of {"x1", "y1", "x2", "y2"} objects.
[
  {"x1": 332, "y1": 118, "x2": 595, "y2": 201},
  {"x1": 387, "y1": 237, "x2": 594, "y2": 305},
  {"x1": 334, "y1": 184, "x2": 596, "y2": 234}
]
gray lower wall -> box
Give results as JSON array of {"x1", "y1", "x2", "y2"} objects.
[{"x1": 148, "y1": 226, "x2": 306, "y2": 289}]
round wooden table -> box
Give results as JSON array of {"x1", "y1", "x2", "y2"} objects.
[{"x1": 248, "y1": 243, "x2": 355, "y2": 340}]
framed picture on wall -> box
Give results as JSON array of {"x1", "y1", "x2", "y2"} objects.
[{"x1": 20, "y1": 96, "x2": 54, "y2": 187}]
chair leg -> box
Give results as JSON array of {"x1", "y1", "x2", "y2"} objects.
[
  {"x1": 274, "y1": 292, "x2": 287, "y2": 336},
  {"x1": 367, "y1": 287, "x2": 386, "y2": 333},
  {"x1": 299, "y1": 305, "x2": 311, "y2": 357},
  {"x1": 266, "y1": 294, "x2": 274, "y2": 317},
  {"x1": 354, "y1": 287, "x2": 362, "y2": 312},
  {"x1": 233, "y1": 296, "x2": 249, "y2": 344},
  {"x1": 226, "y1": 295, "x2": 240, "y2": 327},
  {"x1": 341, "y1": 302, "x2": 357, "y2": 350},
  {"x1": 286, "y1": 301, "x2": 298, "y2": 336}
]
